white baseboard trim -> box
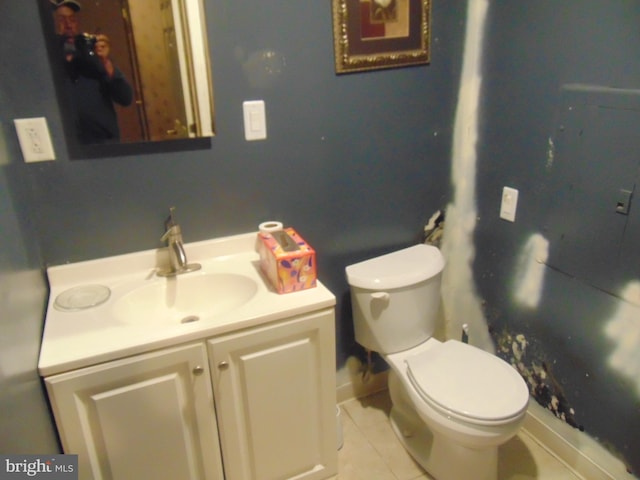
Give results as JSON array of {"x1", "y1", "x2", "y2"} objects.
[
  {"x1": 336, "y1": 358, "x2": 389, "y2": 404},
  {"x1": 522, "y1": 400, "x2": 634, "y2": 480},
  {"x1": 336, "y1": 370, "x2": 388, "y2": 404}
]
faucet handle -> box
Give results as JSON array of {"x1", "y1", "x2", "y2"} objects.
[
  {"x1": 161, "y1": 207, "x2": 182, "y2": 242},
  {"x1": 161, "y1": 224, "x2": 182, "y2": 242},
  {"x1": 164, "y1": 206, "x2": 178, "y2": 230}
]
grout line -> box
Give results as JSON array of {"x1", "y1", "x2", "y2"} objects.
[{"x1": 340, "y1": 397, "x2": 405, "y2": 480}]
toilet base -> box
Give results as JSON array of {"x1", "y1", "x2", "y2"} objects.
[{"x1": 388, "y1": 371, "x2": 498, "y2": 480}]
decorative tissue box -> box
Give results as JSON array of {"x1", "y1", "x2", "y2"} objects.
[{"x1": 258, "y1": 228, "x2": 317, "y2": 294}]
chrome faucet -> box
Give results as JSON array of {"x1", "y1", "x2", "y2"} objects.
[{"x1": 157, "y1": 207, "x2": 201, "y2": 277}]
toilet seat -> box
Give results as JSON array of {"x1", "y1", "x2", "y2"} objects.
[{"x1": 405, "y1": 340, "x2": 529, "y2": 425}]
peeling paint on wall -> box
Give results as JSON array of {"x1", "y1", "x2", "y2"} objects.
[
  {"x1": 604, "y1": 280, "x2": 640, "y2": 397},
  {"x1": 423, "y1": 209, "x2": 445, "y2": 247},
  {"x1": 441, "y1": 0, "x2": 494, "y2": 353},
  {"x1": 546, "y1": 137, "x2": 555, "y2": 169},
  {"x1": 494, "y1": 329, "x2": 581, "y2": 430},
  {"x1": 512, "y1": 233, "x2": 549, "y2": 309},
  {"x1": 494, "y1": 322, "x2": 637, "y2": 474}
]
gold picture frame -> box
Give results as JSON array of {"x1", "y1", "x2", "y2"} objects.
[{"x1": 332, "y1": 0, "x2": 431, "y2": 74}]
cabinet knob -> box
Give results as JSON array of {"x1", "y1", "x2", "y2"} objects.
[
  {"x1": 218, "y1": 361, "x2": 229, "y2": 370},
  {"x1": 192, "y1": 365, "x2": 205, "y2": 375}
]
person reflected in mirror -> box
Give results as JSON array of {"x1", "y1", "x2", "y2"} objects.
[{"x1": 51, "y1": 0, "x2": 133, "y2": 144}]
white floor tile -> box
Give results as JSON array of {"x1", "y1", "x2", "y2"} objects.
[{"x1": 335, "y1": 390, "x2": 582, "y2": 480}]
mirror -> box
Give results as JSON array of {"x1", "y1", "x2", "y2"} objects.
[{"x1": 43, "y1": 0, "x2": 214, "y2": 145}]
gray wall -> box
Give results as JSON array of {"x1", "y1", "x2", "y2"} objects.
[
  {"x1": 476, "y1": 2, "x2": 640, "y2": 474},
  {"x1": 0, "y1": 1, "x2": 59, "y2": 451},
  {"x1": 0, "y1": 0, "x2": 464, "y2": 453}
]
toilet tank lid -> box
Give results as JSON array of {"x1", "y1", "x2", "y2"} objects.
[{"x1": 346, "y1": 244, "x2": 445, "y2": 290}]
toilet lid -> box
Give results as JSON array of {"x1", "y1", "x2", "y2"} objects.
[
  {"x1": 406, "y1": 340, "x2": 529, "y2": 422},
  {"x1": 346, "y1": 244, "x2": 445, "y2": 290}
]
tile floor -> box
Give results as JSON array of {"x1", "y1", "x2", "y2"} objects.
[{"x1": 332, "y1": 390, "x2": 583, "y2": 480}]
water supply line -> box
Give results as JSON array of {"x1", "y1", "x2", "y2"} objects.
[{"x1": 361, "y1": 349, "x2": 374, "y2": 384}]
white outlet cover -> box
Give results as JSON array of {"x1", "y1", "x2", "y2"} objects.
[
  {"x1": 243, "y1": 100, "x2": 267, "y2": 141},
  {"x1": 14, "y1": 117, "x2": 56, "y2": 162},
  {"x1": 500, "y1": 186, "x2": 519, "y2": 222}
]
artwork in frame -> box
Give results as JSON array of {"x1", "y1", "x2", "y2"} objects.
[{"x1": 332, "y1": 0, "x2": 431, "y2": 74}]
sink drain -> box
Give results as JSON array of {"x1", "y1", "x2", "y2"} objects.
[{"x1": 181, "y1": 315, "x2": 200, "y2": 324}]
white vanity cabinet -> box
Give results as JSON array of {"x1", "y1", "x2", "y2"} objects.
[
  {"x1": 40, "y1": 233, "x2": 339, "y2": 480},
  {"x1": 208, "y1": 309, "x2": 337, "y2": 480},
  {"x1": 44, "y1": 342, "x2": 224, "y2": 480},
  {"x1": 44, "y1": 309, "x2": 337, "y2": 480}
]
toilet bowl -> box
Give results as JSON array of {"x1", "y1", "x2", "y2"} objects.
[
  {"x1": 386, "y1": 339, "x2": 529, "y2": 480},
  {"x1": 345, "y1": 245, "x2": 530, "y2": 480}
]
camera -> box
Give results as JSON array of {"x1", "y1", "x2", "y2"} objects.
[
  {"x1": 61, "y1": 32, "x2": 103, "y2": 79},
  {"x1": 74, "y1": 33, "x2": 97, "y2": 56}
]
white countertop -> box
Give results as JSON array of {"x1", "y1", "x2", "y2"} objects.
[{"x1": 38, "y1": 232, "x2": 336, "y2": 377}]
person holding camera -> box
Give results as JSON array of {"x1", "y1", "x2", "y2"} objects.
[{"x1": 52, "y1": 0, "x2": 133, "y2": 144}]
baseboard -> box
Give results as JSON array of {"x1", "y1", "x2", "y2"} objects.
[
  {"x1": 522, "y1": 400, "x2": 635, "y2": 480},
  {"x1": 336, "y1": 358, "x2": 389, "y2": 404}
]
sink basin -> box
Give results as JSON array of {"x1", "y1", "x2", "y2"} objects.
[
  {"x1": 40, "y1": 233, "x2": 337, "y2": 377},
  {"x1": 113, "y1": 273, "x2": 258, "y2": 324}
]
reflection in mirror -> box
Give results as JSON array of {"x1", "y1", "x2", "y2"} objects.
[{"x1": 46, "y1": 0, "x2": 214, "y2": 145}]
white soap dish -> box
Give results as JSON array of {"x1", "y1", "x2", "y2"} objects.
[{"x1": 54, "y1": 285, "x2": 111, "y2": 311}]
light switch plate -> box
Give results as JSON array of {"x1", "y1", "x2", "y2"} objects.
[
  {"x1": 243, "y1": 100, "x2": 267, "y2": 141},
  {"x1": 500, "y1": 186, "x2": 519, "y2": 222},
  {"x1": 14, "y1": 117, "x2": 56, "y2": 162}
]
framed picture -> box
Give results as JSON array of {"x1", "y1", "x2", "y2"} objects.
[{"x1": 332, "y1": 0, "x2": 431, "y2": 74}]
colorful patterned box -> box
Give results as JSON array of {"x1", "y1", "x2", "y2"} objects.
[{"x1": 257, "y1": 228, "x2": 317, "y2": 294}]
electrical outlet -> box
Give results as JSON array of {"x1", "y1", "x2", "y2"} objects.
[
  {"x1": 500, "y1": 186, "x2": 519, "y2": 222},
  {"x1": 14, "y1": 117, "x2": 56, "y2": 162}
]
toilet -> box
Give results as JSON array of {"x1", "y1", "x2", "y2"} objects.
[{"x1": 346, "y1": 244, "x2": 529, "y2": 480}]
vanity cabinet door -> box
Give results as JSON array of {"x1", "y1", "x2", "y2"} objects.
[
  {"x1": 208, "y1": 309, "x2": 337, "y2": 480},
  {"x1": 45, "y1": 342, "x2": 224, "y2": 480}
]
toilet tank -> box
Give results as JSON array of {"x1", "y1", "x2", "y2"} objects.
[{"x1": 346, "y1": 244, "x2": 445, "y2": 354}]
